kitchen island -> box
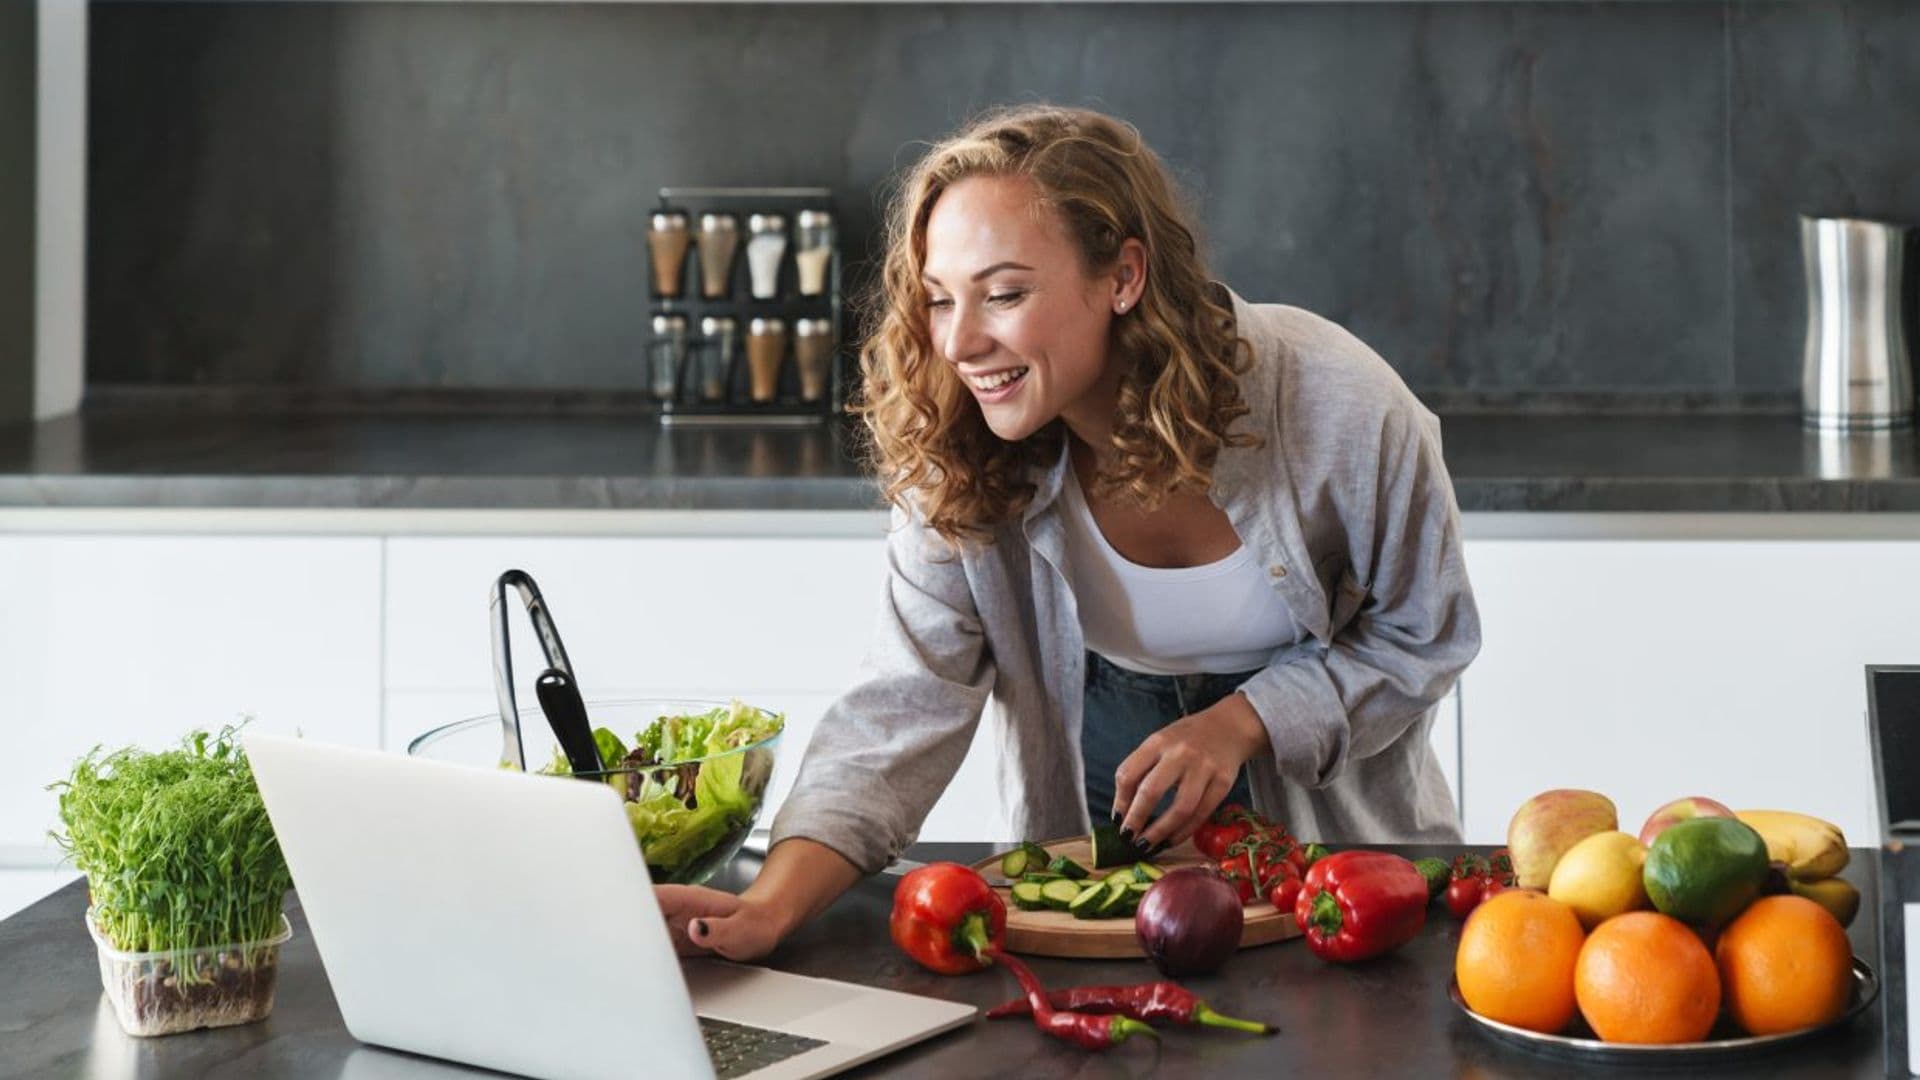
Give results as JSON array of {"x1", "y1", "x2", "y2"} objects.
[{"x1": 0, "y1": 845, "x2": 1888, "y2": 1078}]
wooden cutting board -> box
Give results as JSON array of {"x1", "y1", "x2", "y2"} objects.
[{"x1": 969, "y1": 836, "x2": 1302, "y2": 959}]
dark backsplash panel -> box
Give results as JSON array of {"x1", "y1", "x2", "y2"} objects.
[{"x1": 85, "y1": 1, "x2": 1920, "y2": 397}]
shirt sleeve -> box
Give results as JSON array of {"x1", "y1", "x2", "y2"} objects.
[
  {"x1": 767, "y1": 503, "x2": 997, "y2": 874},
  {"x1": 1236, "y1": 403, "x2": 1481, "y2": 790}
]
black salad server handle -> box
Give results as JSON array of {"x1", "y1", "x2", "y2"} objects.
[{"x1": 535, "y1": 668, "x2": 602, "y2": 778}]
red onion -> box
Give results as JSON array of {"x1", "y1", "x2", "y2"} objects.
[{"x1": 1134, "y1": 866, "x2": 1244, "y2": 976}]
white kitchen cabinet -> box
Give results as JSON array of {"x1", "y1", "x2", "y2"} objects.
[
  {"x1": 0, "y1": 536, "x2": 384, "y2": 862},
  {"x1": 1457, "y1": 539, "x2": 1920, "y2": 846}
]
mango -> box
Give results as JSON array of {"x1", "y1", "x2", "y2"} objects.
[{"x1": 1507, "y1": 789, "x2": 1618, "y2": 889}]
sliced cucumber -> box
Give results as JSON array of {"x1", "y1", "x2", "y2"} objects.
[
  {"x1": 1019, "y1": 871, "x2": 1065, "y2": 885},
  {"x1": 1101, "y1": 867, "x2": 1138, "y2": 887},
  {"x1": 1039, "y1": 878, "x2": 1085, "y2": 911},
  {"x1": 1009, "y1": 880, "x2": 1048, "y2": 911},
  {"x1": 1094, "y1": 876, "x2": 1133, "y2": 917},
  {"x1": 1067, "y1": 882, "x2": 1107, "y2": 919},
  {"x1": 1127, "y1": 881, "x2": 1154, "y2": 897},
  {"x1": 1090, "y1": 823, "x2": 1151, "y2": 868},
  {"x1": 1133, "y1": 862, "x2": 1166, "y2": 881},
  {"x1": 1047, "y1": 855, "x2": 1091, "y2": 881},
  {"x1": 999, "y1": 846, "x2": 1035, "y2": 878}
]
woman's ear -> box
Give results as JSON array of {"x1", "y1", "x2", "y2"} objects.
[{"x1": 1112, "y1": 238, "x2": 1147, "y2": 315}]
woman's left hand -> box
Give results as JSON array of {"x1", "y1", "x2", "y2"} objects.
[{"x1": 1112, "y1": 692, "x2": 1268, "y2": 851}]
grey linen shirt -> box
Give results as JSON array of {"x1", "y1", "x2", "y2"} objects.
[{"x1": 770, "y1": 288, "x2": 1480, "y2": 873}]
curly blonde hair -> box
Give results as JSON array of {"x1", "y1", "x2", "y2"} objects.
[{"x1": 853, "y1": 104, "x2": 1255, "y2": 545}]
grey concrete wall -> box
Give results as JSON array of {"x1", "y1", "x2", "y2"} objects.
[
  {"x1": 83, "y1": 2, "x2": 1920, "y2": 397},
  {"x1": 0, "y1": 1, "x2": 34, "y2": 421}
]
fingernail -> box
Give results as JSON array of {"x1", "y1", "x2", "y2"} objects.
[
  {"x1": 1119, "y1": 827, "x2": 1135, "y2": 844},
  {"x1": 1148, "y1": 841, "x2": 1170, "y2": 857},
  {"x1": 1108, "y1": 809, "x2": 1120, "y2": 825},
  {"x1": 693, "y1": 919, "x2": 709, "y2": 938}
]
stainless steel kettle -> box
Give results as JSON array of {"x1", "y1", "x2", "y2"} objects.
[{"x1": 1801, "y1": 215, "x2": 1914, "y2": 430}]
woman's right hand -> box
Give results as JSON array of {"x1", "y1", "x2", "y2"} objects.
[{"x1": 655, "y1": 884, "x2": 790, "y2": 961}]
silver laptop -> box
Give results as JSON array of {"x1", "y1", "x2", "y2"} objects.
[{"x1": 245, "y1": 733, "x2": 975, "y2": 1080}]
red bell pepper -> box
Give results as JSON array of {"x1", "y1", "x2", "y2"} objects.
[
  {"x1": 1291, "y1": 850, "x2": 1428, "y2": 963},
  {"x1": 889, "y1": 862, "x2": 1007, "y2": 975}
]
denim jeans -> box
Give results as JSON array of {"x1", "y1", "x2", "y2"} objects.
[{"x1": 1080, "y1": 650, "x2": 1260, "y2": 826}]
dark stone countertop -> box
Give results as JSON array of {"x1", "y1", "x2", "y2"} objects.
[
  {"x1": 0, "y1": 844, "x2": 1888, "y2": 1077},
  {"x1": 3, "y1": 409, "x2": 1920, "y2": 511}
]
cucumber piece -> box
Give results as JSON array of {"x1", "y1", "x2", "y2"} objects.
[
  {"x1": 1127, "y1": 881, "x2": 1154, "y2": 897},
  {"x1": 1009, "y1": 881, "x2": 1048, "y2": 911},
  {"x1": 1019, "y1": 871, "x2": 1065, "y2": 885},
  {"x1": 1101, "y1": 867, "x2": 1138, "y2": 887},
  {"x1": 999, "y1": 846, "x2": 1035, "y2": 878},
  {"x1": 1047, "y1": 855, "x2": 1091, "y2": 881},
  {"x1": 1039, "y1": 878, "x2": 1085, "y2": 911},
  {"x1": 1094, "y1": 876, "x2": 1132, "y2": 917},
  {"x1": 1133, "y1": 862, "x2": 1166, "y2": 881},
  {"x1": 1067, "y1": 882, "x2": 1107, "y2": 919},
  {"x1": 1090, "y1": 824, "x2": 1151, "y2": 868},
  {"x1": 1020, "y1": 841, "x2": 1052, "y2": 867}
]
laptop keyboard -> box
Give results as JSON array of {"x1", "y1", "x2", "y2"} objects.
[{"x1": 699, "y1": 1015, "x2": 828, "y2": 1079}]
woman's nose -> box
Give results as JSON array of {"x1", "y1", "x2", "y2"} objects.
[{"x1": 940, "y1": 303, "x2": 992, "y2": 367}]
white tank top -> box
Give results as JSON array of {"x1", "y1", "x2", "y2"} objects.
[{"x1": 1059, "y1": 465, "x2": 1301, "y2": 676}]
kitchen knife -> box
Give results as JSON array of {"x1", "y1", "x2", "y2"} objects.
[{"x1": 534, "y1": 667, "x2": 603, "y2": 777}]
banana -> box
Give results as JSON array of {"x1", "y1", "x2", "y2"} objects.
[
  {"x1": 1789, "y1": 876, "x2": 1862, "y2": 928},
  {"x1": 1735, "y1": 810, "x2": 1849, "y2": 881}
]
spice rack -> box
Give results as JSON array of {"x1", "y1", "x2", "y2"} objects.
[{"x1": 645, "y1": 186, "x2": 844, "y2": 426}]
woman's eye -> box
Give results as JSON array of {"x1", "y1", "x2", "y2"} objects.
[
  {"x1": 987, "y1": 291, "x2": 1026, "y2": 307},
  {"x1": 925, "y1": 297, "x2": 953, "y2": 311}
]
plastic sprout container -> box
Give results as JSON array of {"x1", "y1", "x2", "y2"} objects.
[
  {"x1": 86, "y1": 908, "x2": 293, "y2": 1037},
  {"x1": 408, "y1": 698, "x2": 783, "y2": 886}
]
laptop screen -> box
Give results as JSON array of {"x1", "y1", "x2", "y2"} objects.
[{"x1": 1870, "y1": 667, "x2": 1920, "y2": 833}]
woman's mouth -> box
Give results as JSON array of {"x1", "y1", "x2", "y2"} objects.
[{"x1": 967, "y1": 366, "x2": 1029, "y2": 401}]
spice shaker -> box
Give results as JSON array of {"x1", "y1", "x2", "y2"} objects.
[
  {"x1": 646, "y1": 210, "x2": 691, "y2": 299},
  {"x1": 649, "y1": 314, "x2": 689, "y2": 402},
  {"x1": 746, "y1": 213, "x2": 789, "y2": 301},
  {"x1": 699, "y1": 315, "x2": 739, "y2": 403},
  {"x1": 794, "y1": 209, "x2": 835, "y2": 298},
  {"x1": 696, "y1": 213, "x2": 741, "y2": 300}
]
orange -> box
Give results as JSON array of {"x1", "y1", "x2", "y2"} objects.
[
  {"x1": 1715, "y1": 894, "x2": 1853, "y2": 1036},
  {"x1": 1575, "y1": 911, "x2": 1721, "y2": 1043},
  {"x1": 1455, "y1": 889, "x2": 1586, "y2": 1033}
]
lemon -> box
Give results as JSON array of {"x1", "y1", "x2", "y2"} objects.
[{"x1": 1547, "y1": 830, "x2": 1650, "y2": 929}]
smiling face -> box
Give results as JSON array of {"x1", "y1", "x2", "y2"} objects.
[{"x1": 921, "y1": 173, "x2": 1139, "y2": 444}]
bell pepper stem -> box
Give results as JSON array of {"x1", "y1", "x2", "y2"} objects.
[
  {"x1": 1193, "y1": 1004, "x2": 1277, "y2": 1035},
  {"x1": 1308, "y1": 890, "x2": 1343, "y2": 937},
  {"x1": 956, "y1": 910, "x2": 993, "y2": 962}
]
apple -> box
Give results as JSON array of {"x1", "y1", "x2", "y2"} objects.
[
  {"x1": 1636, "y1": 796, "x2": 1735, "y2": 847},
  {"x1": 1507, "y1": 789, "x2": 1619, "y2": 889}
]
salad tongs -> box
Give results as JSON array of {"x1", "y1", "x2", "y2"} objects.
[{"x1": 490, "y1": 569, "x2": 600, "y2": 776}]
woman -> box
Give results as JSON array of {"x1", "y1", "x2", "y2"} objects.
[{"x1": 660, "y1": 104, "x2": 1479, "y2": 961}]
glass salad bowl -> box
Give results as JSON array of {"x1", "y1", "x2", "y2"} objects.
[{"x1": 408, "y1": 698, "x2": 783, "y2": 886}]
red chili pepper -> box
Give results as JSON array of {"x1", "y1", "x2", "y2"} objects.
[
  {"x1": 888, "y1": 862, "x2": 1007, "y2": 975},
  {"x1": 986, "y1": 947, "x2": 1157, "y2": 1050},
  {"x1": 1292, "y1": 850, "x2": 1429, "y2": 963},
  {"x1": 984, "y1": 981, "x2": 1276, "y2": 1035}
]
